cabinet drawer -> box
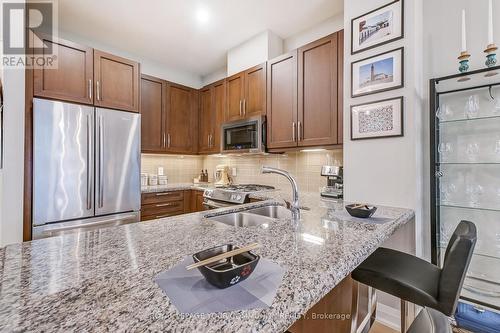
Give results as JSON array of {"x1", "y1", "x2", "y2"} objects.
[
  {"x1": 141, "y1": 210, "x2": 183, "y2": 221},
  {"x1": 141, "y1": 191, "x2": 185, "y2": 205},
  {"x1": 141, "y1": 200, "x2": 184, "y2": 216}
]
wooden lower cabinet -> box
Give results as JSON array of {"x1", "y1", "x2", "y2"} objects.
[
  {"x1": 141, "y1": 191, "x2": 185, "y2": 221},
  {"x1": 190, "y1": 190, "x2": 206, "y2": 212},
  {"x1": 141, "y1": 190, "x2": 206, "y2": 221}
]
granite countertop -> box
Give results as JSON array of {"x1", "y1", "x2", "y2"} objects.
[
  {"x1": 141, "y1": 183, "x2": 212, "y2": 193},
  {"x1": 0, "y1": 190, "x2": 414, "y2": 332}
]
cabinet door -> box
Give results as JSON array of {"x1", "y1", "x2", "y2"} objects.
[
  {"x1": 165, "y1": 83, "x2": 197, "y2": 154},
  {"x1": 244, "y1": 63, "x2": 266, "y2": 117},
  {"x1": 140, "y1": 74, "x2": 165, "y2": 152},
  {"x1": 298, "y1": 33, "x2": 338, "y2": 147},
  {"x1": 225, "y1": 72, "x2": 244, "y2": 121},
  {"x1": 94, "y1": 50, "x2": 140, "y2": 112},
  {"x1": 267, "y1": 51, "x2": 298, "y2": 149},
  {"x1": 211, "y1": 79, "x2": 226, "y2": 153},
  {"x1": 198, "y1": 86, "x2": 213, "y2": 153},
  {"x1": 337, "y1": 30, "x2": 344, "y2": 144},
  {"x1": 33, "y1": 35, "x2": 93, "y2": 105}
]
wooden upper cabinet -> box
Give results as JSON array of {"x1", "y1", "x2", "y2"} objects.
[
  {"x1": 198, "y1": 79, "x2": 225, "y2": 154},
  {"x1": 225, "y1": 63, "x2": 266, "y2": 122},
  {"x1": 225, "y1": 72, "x2": 244, "y2": 122},
  {"x1": 212, "y1": 79, "x2": 226, "y2": 153},
  {"x1": 337, "y1": 30, "x2": 344, "y2": 144},
  {"x1": 94, "y1": 50, "x2": 140, "y2": 112},
  {"x1": 198, "y1": 86, "x2": 213, "y2": 153},
  {"x1": 33, "y1": 35, "x2": 93, "y2": 105},
  {"x1": 140, "y1": 74, "x2": 165, "y2": 152},
  {"x1": 298, "y1": 33, "x2": 339, "y2": 147},
  {"x1": 267, "y1": 51, "x2": 298, "y2": 149},
  {"x1": 244, "y1": 64, "x2": 266, "y2": 117},
  {"x1": 165, "y1": 83, "x2": 198, "y2": 154}
]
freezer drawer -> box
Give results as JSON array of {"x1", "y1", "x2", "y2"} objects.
[
  {"x1": 95, "y1": 108, "x2": 141, "y2": 216},
  {"x1": 33, "y1": 98, "x2": 95, "y2": 226},
  {"x1": 32, "y1": 212, "x2": 140, "y2": 239}
]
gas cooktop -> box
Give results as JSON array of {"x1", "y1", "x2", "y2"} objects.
[
  {"x1": 204, "y1": 184, "x2": 275, "y2": 205},
  {"x1": 216, "y1": 184, "x2": 275, "y2": 192}
]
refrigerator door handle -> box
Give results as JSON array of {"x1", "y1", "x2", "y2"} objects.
[
  {"x1": 86, "y1": 114, "x2": 93, "y2": 210},
  {"x1": 98, "y1": 115, "x2": 104, "y2": 208}
]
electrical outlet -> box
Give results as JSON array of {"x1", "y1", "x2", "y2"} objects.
[
  {"x1": 232, "y1": 167, "x2": 237, "y2": 176},
  {"x1": 157, "y1": 166, "x2": 164, "y2": 176}
]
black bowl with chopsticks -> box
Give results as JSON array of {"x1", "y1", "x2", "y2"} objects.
[
  {"x1": 345, "y1": 204, "x2": 377, "y2": 218},
  {"x1": 192, "y1": 244, "x2": 260, "y2": 289}
]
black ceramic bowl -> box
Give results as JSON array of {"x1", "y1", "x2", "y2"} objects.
[
  {"x1": 192, "y1": 244, "x2": 260, "y2": 289},
  {"x1": 345, "y1": 204, "x2": 377, "y2": 218}
]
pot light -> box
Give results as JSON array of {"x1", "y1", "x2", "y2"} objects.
[{"x1": 195, "y1": 7, "x2": 210, "y2": 24}]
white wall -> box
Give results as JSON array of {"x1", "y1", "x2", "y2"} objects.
[
  {"x1": 0, "y1": 67, "x2": 25, "y2": 247},
  {"x1": 59, "y1": 31, "x2": 204, "y2": 88},
  {"x1": 283, "y1": 13, "x2": 344, "y2": 52},
  {"x1": 201, "y1": 67, "x2": 227, "y2": 87},
  {"x1": 343, "y1": 0, "x2": 424, "y2": 329},
  {"x1": 227, "y1": 30, "x2": 283, "y2": 76}
]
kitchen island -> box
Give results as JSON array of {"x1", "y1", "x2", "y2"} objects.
[{"x1": 0, "y1": 191, "x2": 414, "y2": 332}]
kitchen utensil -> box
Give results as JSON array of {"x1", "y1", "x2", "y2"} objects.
[
  {"x1": 189, "y1": 244, "x2": 260, "y2": 289},
  {"x1": 345, "y1": 204, "x2": 377, "y2": 218}
]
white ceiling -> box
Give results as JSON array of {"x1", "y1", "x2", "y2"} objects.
[{"x1": 59, "y1": 0, "x2": 343, "y2": 77}]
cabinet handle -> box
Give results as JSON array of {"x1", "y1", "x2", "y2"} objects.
[
  {"x1": 156, "y1": 214, "x2": 172, "y2": 219},
  {"x1": 155, "y1": 192, "x2": 175, "y2": 196},
  {"x1": 239, "y1": 100, "x2": 242, "y2": 116},
  {"x1": 156, "y1": 203, "x2": 175, "y2": 207},
  {"x1": 208, "y1": 134, "x2": 211, "y2": 148},
  {"x1": 96, "y1": 80, "x2": 101, "y2": 101},
  {"x1": 167, "y1": 133, "x2": 171, "y2": 148},
  {"x1": 298, "y1": 121, "x2": 302, "y2": 141},
  {"x1": 292, "y1": 122, "x2": 296, "y2": 142},
  {"x1": 243, "y1": 99, "x2": 246, "y2": 115},
  {"x1": 88, "y1": 79, "x2": 93, "y2": 100}
]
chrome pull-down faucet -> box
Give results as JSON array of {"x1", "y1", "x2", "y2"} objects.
[{"x1": 261, "y1": 166, "x2": 301, "y2": 221}]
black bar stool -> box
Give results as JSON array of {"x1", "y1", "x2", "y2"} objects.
[
  {"x1": 407, "y1": 307, "x2": 452, "y2": 333},
  {"x1": 351, "y1": 220, "x2": 476, "y2": 332}
]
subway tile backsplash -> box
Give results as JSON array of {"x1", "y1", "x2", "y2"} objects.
[{"x1": 141, "y1": 150, "x2": 343, "y2": 193}]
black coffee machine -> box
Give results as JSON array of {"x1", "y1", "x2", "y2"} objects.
[{"x1": 320, "y1": 166, "x2": 343, "y2": 199}]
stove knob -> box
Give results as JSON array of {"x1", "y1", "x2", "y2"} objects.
[{"x1": 236, "y1": 195, "x2": 242, "y2": 201}]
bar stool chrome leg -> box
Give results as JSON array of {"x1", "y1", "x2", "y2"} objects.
[{"x1": 350, "y1": 280, "x2": 359, "y2": 333}]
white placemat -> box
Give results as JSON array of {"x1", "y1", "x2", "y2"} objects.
[{"x1": 154, "y1": 256, "x2": 285, "y2": 313}]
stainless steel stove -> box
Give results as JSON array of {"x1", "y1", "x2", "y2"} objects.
[{"x1": 203, "y1": 184, "x2": 275, "y2": 209}]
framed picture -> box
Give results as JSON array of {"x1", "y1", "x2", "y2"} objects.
[
  {"x1": 351, "y1": 0, "x2": 404, "y2": 55},
  {"x1": 351, "y1": 97, "x2": 404, "y2": 140},
  {"x1": 351, "y1": 47, "x2": 404, "y2": 98}
]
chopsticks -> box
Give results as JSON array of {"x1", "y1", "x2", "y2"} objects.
[
  {"x1": 351, "y1": 203, "x2": 370, "y2": 209},
  {"x1": 186, "y1": 243, "x2": 260, "y2": 270}
]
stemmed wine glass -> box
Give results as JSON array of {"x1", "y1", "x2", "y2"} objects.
[
  {"x1": 438, "y1": 142, "x2": 453, "y2": 161},
  {"x1": 464, "y1": 94, "x2": 480, "y2": 119},
  {"x1": 436, "y1": 103, "x2": 453, "y2": 121},
  {"x1": 465, "y1": 142, "x2": 480, "y2": 162}
]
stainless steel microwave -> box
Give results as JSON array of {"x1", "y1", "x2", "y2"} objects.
[{"x1": 221, "y1": 116, "x2": 266, "y2": 153}]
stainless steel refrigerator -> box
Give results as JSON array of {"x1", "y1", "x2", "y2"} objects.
[{"x1": 32, "y1": 98, "x2": 141, "y2": 239}]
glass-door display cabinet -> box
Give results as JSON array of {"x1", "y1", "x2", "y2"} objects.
[{"x1": 430, "y1": 66, "x2": 500, "y2": 318}]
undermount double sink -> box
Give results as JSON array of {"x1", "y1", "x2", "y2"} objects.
[{"x1": 206, "y1": 205, "x2": 291, "y2": 228}]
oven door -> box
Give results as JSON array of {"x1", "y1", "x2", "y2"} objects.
[
  {"x1": 202, "y1": 199, "x2": 235, "y2": 210},
  {"x1": 221, "y1": 116, "x2": 266, "y2": 153}
]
